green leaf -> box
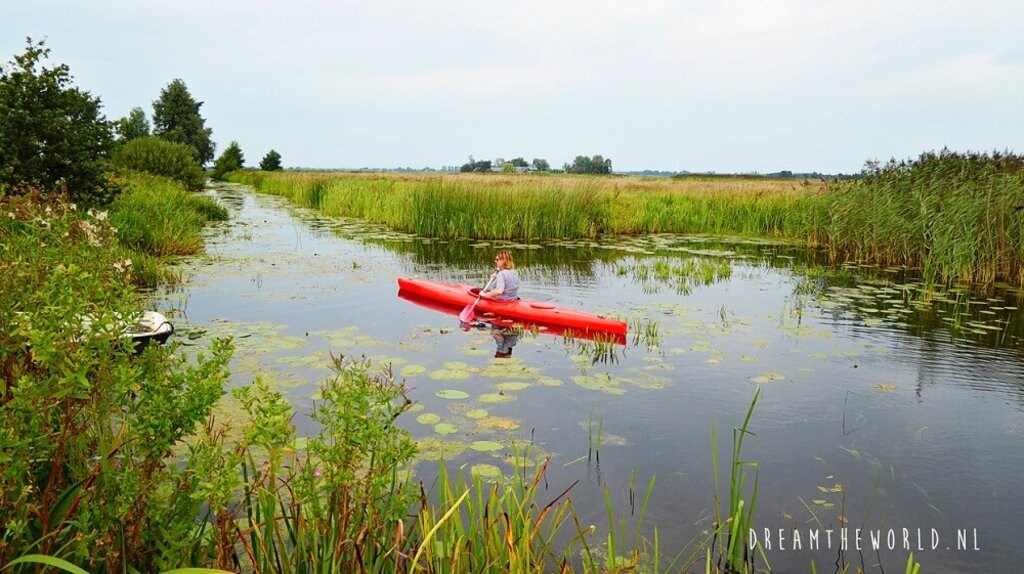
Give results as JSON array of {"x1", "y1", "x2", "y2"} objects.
[
  {"x1": 5, "y1": 555, "x2": 92, "y2": 574},
  {"x1": 48, "y1": 476, "x2": 88, "y2": 529}
]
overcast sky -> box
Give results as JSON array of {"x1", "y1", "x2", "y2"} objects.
[{"x1": 4, "y1": 0, "x2": 1023, "y2": 173}]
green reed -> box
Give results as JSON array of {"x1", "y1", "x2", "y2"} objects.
[
  {"x1": 810, "y1": 150, "x2": 1024, "y2": 287},
  {"x1": 231, "y1": 152, "x2": 1024, "y2": 287}
]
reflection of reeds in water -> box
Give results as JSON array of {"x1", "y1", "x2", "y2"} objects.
[
  {"x1": 622, "y1": 257, "x2": 733, "y2": 295},
  {"x1": 564, "y1": 331, "x2": 621, "y2": 364}
]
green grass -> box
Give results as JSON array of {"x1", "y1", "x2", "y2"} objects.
[{"x1": 229, "y1": 151, "x2": 1024, "y2": 287}]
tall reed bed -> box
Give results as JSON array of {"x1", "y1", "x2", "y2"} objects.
[
  {"x1": 811, "y1": 150, "x2": 1024, "y2": 286},
  {"x1": 228, "y1": 171, "x2": 808, "y2": 241},
  {"x1": 230, "y1": 153, "x2": 1024, "y2": 286}
]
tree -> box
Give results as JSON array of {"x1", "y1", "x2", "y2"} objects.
[
  {"x1": 459, "y1": 156, "x2": 492, "y2": 172},
  {"x1": 116, "y1": 107, "x2": 150, "y2": 142},
  {"x1": 152, "y1": 79, "x2": 214, "y2": 165},
  {"x1": 509, "y1": 157, "x2": 528, "y2": 168},
  {"x1": 0, "y1": 38, "x2": 115, "y2": 203},
  {"x1": 565, "y1": 154, "x2": 612, "y2": 174},
  {"x1": 260, "y1": 149, "x2": 283, "y2": 171},
  {"x1": 211, "y1": 140, "x2": 244, "y2": 180},
  {"x1": 531, "y1": 158, "x2": 550, "y2": 171}
]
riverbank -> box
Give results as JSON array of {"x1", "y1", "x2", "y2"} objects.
[{"x1": 229, "y1": 151, "x2": 1024, "y2": 287}]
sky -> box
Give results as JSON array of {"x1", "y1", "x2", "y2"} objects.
[{"x1": 4, "y1": 0, "x2": 1023, "y2": 174}]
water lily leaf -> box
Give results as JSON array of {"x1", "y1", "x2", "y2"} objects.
[
  {"x1": 495, "y1": 382, "x2": 530, "y2": 392},
  {"x1": 874, "y1": 384, "x2": 898, "y2": 392},
  {"x1": 470, "y1": 440, "x2": 503, "y2": 452},
  {"x1": 430, "y1": 369, "x2": 470, "y2": 381},
  {"x1": 400, "y1": 365, "x2": 427, "y2": 377},
  {"x1": 477, "y1": 416, "x2": 520, "y2": 430},
  {"x1": 536, "y1": 377, "x2": 564, "y2": 387},
  {"x1": 433, "y1": 422, "x2": 458, "y2": 435},
  {"x1": 436, "y1": 389, "x2": 470, "y2": 400},
  {"x1": 416, "y1": 413, "x2": 441, "y2": 425},
  {"x1": 470, "y1": 464, "x2": 503, "y2": 480},
  {"x1": 407, "y1": 403, "x2": 425, "y2": 412},
  {"x1": 479, "y1": 393, "x2": 516, "y2": 404},
  {"x1": 739, "y1": 354, "x2": 758, "y2": 362},
  {"x1": 466, "y1": 409, "x2": 489, "y2": 419},
  {"x1": 416, "y1": 438, "x2": 466, "y2": 460}
]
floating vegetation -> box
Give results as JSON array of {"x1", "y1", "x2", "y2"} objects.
[
  {"x1": 874, "y1": 383, "x2": 898, "y2": 392},
  {"x1": 572, "y1": 374, "x2": 627, "y2": 395},
  {"x1": 469, "y1": 463, "x2": 503, "y2": 480},
  {"x1": 494, "y1": 381, "x2": 531, "y2": 392},
  {"x1": 433, "y1": 422, "x2": 458, "y2": 435},
  {"x1": 470, "y1": 440, "x2": 504, "y2": 452},
  {"x1": 465, "y1": 409, "x2": 489, "y2": 419},
  {"x1": 416, "y1": 413, "x2": 441, "y2": 425},
  {"x1": 750, "y1": 371, "x2": 786, "y2": 384},
  {"x1": 436, "y1": 389, "x2": 470, "y2": 400},
  {"x1": 477, "y1": 416, "x2": 521, "y2": 431},
  {"x1": 479, "y1": 393, "x2": 516, "y2": 404},
  {"x1": 400, "y1": 364, "x2": 427, "y2": 377},
  {"x1": 416, "y1": 437, "x2": 467, "y2": 460},
  {"x1": 429, "y1": 368, "x2": 471, "y2": 381}
]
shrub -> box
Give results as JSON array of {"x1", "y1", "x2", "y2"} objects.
[{"x1": 111, "y1": 136, "x2": 205, "y2": 190}]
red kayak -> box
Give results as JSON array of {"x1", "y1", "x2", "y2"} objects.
[{"x1": 397, "y1": 277, "x2": 628, "y2": 343}]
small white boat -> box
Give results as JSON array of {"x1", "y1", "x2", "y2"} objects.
[{"x1": 125, "y1": 311, "x2": 175, "y2": 351}]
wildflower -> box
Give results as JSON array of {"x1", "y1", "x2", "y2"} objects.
[{"x1": 313, "y1": 468, "x2": 322, "y2": 478}]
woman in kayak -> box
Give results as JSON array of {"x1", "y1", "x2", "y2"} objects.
[{"x1": 480, "y1": 250, "x2": 520, "y2": 301}]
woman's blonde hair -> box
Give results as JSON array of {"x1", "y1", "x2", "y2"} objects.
[{"x1": 495, "y1": 250, "x2": 515, "y2": 269}]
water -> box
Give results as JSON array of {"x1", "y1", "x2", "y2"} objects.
[{"x1": 160, "y1": 184, "x2": 1024, "y2": 573}]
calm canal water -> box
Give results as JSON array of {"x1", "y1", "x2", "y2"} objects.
[{"x1": 160, "y1": 184, "x2": 1024, "y2": 573}]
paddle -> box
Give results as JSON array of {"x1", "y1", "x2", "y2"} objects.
[{"x1": 459, "y1": 273, "x2": 497, "y2": 323}]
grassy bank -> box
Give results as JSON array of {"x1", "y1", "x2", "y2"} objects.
[
  {"x1": 229, "y1": 171, "x2": 816, "y2": 240},
  {"x1": 229, "y1": 151, "x2": 1024, "y2": 287}
]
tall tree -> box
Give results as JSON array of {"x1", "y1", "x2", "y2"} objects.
[
  {"x1": 152, "y1": 79, "x2": 214, "y2": 165},
  {"x1": 211, "y1": 141, "x2": 244, "y2": 180},
  {"x1": 260, "y1": 149, "x2": 283, "y2": 171},
  {"x1": 0, "y1": 38, "x2": 115, "y2": 203},
  {"x1": 565, "y1": 154, "x2": 612, "y2": 174},
  {"x1": 531, "y1": 158, "x2": 550, "y2": 171},
  {"x1": 116, "y1": 107, "x2": 150, "y2": 142}
]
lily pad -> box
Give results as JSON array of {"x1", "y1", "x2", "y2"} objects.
[
  {"x1": 436, "y1": 389, "x2": 470, "y2": 400},
  {"x1": 434, "y1": 423, "x2": 458, "y2": 435},
  {"x1": 416, "y1": 413, "x2": 441, "y2": 425},
  {"x1": 477, "y1": 416, "x2": 520, "y2": 430},
  {"x1": 466, "y1": 409, "x2": 489, "y2": 419},
  {"x1": 479, "y1": 393, "x2": 516, "y2": 404},
  {"x1": 400, "y1": 365, "x2": 427, "y2": 377},
  {"x1": 430, "y1": 369, "x2": 471, "y2": 381},
  {"x1": 470, "y1": 464, "x2": 503, "y2": 480},
  {"x1": 443, "y1": 361, "x2": 469, "y2": 370},
  {"x1": 495, "y1": 381, "x2": 531, "y2": 392},
  {"x1": 470, "y1": 440, "x2": 504, "y2": 452},
  {"x1": 536, "y1": 377, "x2": 564, "y2": 387},
  {"x1": 874, "y1": 384, "x2": 898, "y2": 392},
  {"x1": 416, "y1": 438, "x2": 466, "y2": 460}
]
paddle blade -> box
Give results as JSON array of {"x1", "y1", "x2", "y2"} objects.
[{"x1": 458, "y1": 303, "x2": 476, "y2": 322}]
